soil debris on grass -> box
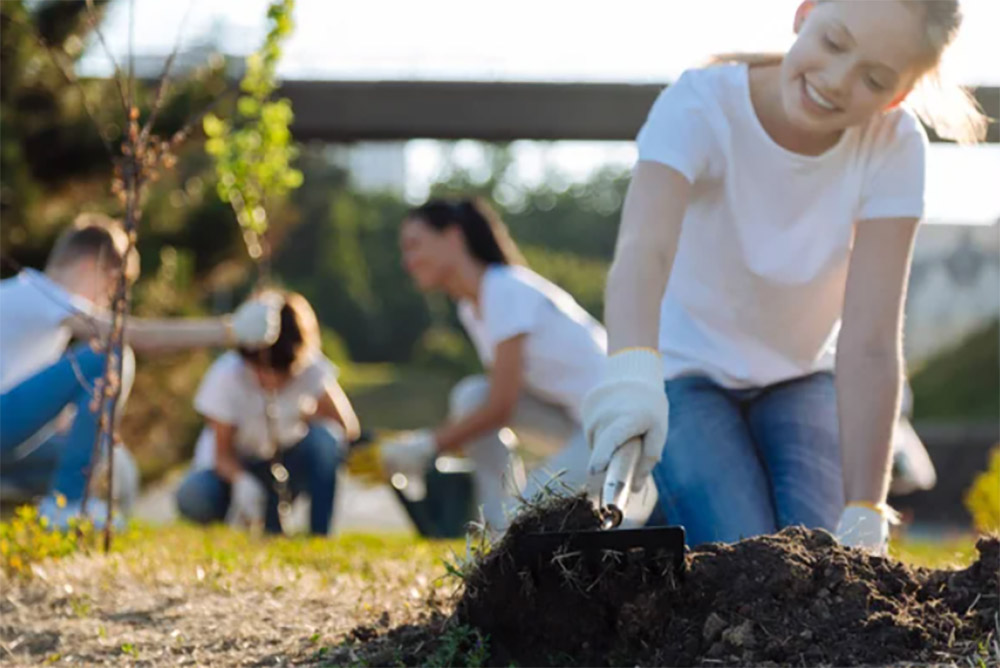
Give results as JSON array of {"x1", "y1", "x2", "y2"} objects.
[{"x1": 338, "y1": 493, "x2": 999, "y2": 667}]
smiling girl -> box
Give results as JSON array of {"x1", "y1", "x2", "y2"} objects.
[{"x1": 583, "y1": 0, "x2": 987, "y2": 552}]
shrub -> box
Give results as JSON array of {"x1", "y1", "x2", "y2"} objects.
[{"x1": 0, "y1": 501, "x2": 91, "y2": 577}]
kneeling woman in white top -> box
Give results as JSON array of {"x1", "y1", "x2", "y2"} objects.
[
  {"x1": 385, "y1": 199, "x2": 614, "y2": 533},
  {"x1": 175, "y1": 291, "x2": 359, "y2": 535}
]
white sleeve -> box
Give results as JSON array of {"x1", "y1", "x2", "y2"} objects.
[
  {"x1": 635, "y1": 70, "x2": 718, "y2": 183},
  {"x1": 193, "y1": 355, "x2": 240, "y2": 424},
  {"x1": 301, "y1": 356, "x2": 339, "y2": 397},
  {"x1": 61, "y1": 291, "x2": 96, "y2": 320},
  {"x1": 482, "y1": 271, "x2": 547, "y2": 345},
  {"x1": 858, "y1": 111, "x2": 927, "y2": 222},
  {"x1": 27, "y1": 270, "x2": 96, "y2": 324}
]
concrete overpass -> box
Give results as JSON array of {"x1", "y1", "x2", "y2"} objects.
[{"x1": 279, "y1": 80, "x2": 999, "y2": 143}]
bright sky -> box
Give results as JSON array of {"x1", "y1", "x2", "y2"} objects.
[
  {"x1": 81, "y1": 0, "x2": 1000, "y2": 223},
  {"x1": 82, "y1": 0, "x2": 1000, "y2": 84}
]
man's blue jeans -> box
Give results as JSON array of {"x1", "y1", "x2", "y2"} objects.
[
  {"x1": 0, "y1": 344, "x2": 123, "y2": 502},
  {"x1": 652, "y1": 372, "x2": 844, "y2": 547},
  {"x1": 175, "y1": 424, "x2": 342, "y2": 536}
]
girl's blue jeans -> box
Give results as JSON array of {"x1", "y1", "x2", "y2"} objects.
[
  {"x1": 651, "y1": 371, "x2": 844, "y2": 547},
  {"x1": 175, "y1": 424, "x2": 342, "y2": 536},
  {"x1": 0, "y1": 344, "x2": 121, "y2": 502}
]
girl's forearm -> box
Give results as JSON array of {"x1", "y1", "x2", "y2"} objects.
[
  {"x1": 605, "y1": 244, "x2": 673, "y2": 353},
  {"x1": 835, "y1": 216, "x2": 919, "y2": 507},
  {"x1": 209, "y1": 420, "x2": 241, "y2": 483},
  {"x1": 315, "y1": 384, "x2": 361, "y2": 442},
  {"x1": 214, "y1": 451, "x2": 243, "y2": 484},
  {"x1": 605, "y1": 162, "x2": 689, "y2": 354},
  {"x1": 835, "y1": 346, "x2": 902, "y2": 505}
]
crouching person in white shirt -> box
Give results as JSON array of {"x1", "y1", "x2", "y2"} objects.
[
  {"x1": 175, "y1": 291, "x2": 360, "y2": 535},
  {"x1": 385, "y1": 199, "x2": 652, "y2": 535},
  {"x1": 0, "y1": 214, "x2": 280, "y2": 528}
]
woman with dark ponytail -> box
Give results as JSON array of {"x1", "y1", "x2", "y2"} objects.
[{"x1": 383, "y1": 198, "x2": 653, "y2": 535}]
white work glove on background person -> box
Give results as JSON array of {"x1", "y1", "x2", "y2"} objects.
[
  {"x1": 225, "y1": 471, "x2": 268, "y2": 528},
  {"x1": 380, "y1": 429, "x2": 438, "y2": 477},
  {"x1": 228, "y1": 294, "x2": 283, "y2": 347},
  {"x1": 835, "y1": 503, "x2": 895, "y2": 555},
  {"x1": 583, "y1": 348, "x2": 669, "y2": 492}
]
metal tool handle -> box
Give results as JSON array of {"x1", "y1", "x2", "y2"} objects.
[{"x1": 600, "y1": 437, "x2": 642, "y2": 529}]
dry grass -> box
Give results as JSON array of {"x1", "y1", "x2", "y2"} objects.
[{"x1": 1, "y1": 522, "x2": 461, "y2": 666}]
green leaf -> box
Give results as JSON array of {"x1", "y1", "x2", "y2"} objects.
[
  {"x1": 202, "y1": 113, "x2": 226, "y2": 138},
  {"x1": 237, "y1": 96, "x2": 260, "y2": 119},
  {"x1": 203, "y1": 0, "x2": 301, "y2": 253},
  {"x1": 204, "y1": 137, "x2": 226, "y2": 157}
]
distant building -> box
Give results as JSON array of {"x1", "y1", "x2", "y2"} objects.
[{"x1": 905, "y1": 222, "x2": 999, "y2": 362}]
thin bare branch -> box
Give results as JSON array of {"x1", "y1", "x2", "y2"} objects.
[
  {"x1": 84, "y1": 0, "x2": 129, "y2": 115},
  {"x1": 127, "y1": 0, "x2": 134, "y2": 113},
  {"x1": 81, "y1": 169, "x2": 141, "y2": 546},
  {"x1": 103, "y1": 272, "x2": 131, "y2": 550},
  {"x1": 139, "y1": 1, "x2": 195, "y2": 148},
  {"x1": 78, "y1": 340, "x2": 114, "y2": 522}
]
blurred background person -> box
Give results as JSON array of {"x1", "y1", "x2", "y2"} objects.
[{"x1": 175, "y1": 290, "x2": 359, "y2": 536}]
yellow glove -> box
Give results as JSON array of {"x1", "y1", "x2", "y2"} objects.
[{"x1": 345, "y1": 442, "x2": 386, "y2": 487}]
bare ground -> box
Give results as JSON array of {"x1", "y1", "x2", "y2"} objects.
[{"x1": 0, "y1": 531, "x2": 457, "y2": 666}]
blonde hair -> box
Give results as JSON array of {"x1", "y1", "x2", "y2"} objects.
[{"x1": 708, "y1": 0, "x2": 989, "y2": 144}]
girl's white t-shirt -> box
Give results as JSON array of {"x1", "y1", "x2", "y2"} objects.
[
  {"x1": 457, "y1": 265, "x2": 607, "y2": 422},
  {"x1": 637, "y1": 63, "x2": 927, "y2": 388},
  {"x1": 191, "y1": 351, "x2": 338, "y2": 469}
]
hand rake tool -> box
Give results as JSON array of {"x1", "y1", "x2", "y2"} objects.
[{"x1": 514, "y1": 438, "x2": 686, "y2": 577}]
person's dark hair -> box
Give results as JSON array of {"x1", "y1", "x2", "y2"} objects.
[
  {"x1": 239, "y1": 290, "x2": 320, "y2": 375},
  {"x1": 408, "y1": 198, "x2": 526, "y2": 267},
  {"x1": 46, "y1": 213, "x2": 140, "y2": 283}
]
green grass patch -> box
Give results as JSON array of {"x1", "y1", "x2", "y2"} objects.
[
  {"x1": 4, "y1": 504, "x2": 981, "y2": 580},
  {"x1": 426, "y1": 623, "x2": 490, "y2": 668},
  {"x1": 889, "y1": 535, "x2": 980, "y2": 569},
  {"x1": 118, "y1": 523, "x2": 463, "y2": 577},
  {"x1": 3, "y1": 507, "x2": 462, "y2": 580}
]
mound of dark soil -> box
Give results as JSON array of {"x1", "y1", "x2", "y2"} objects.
[
  {"x1": 331, "y1": 494, "x2": 998, "y2": 666},
  {"x1": 460, "y1": 494, "x2": 997, "y2": 666}
]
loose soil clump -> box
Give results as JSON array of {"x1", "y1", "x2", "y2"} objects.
[{"x1": 345, "y1": 494, "x2": 998, "y2": 666}]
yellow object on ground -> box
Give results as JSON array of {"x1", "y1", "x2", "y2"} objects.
[
  {"x1": 345, "y1": 443, "x2": 387, "y2": 487},
  {"x1": 964, "y1": 445, "x2": 1000, "y2": 534}
]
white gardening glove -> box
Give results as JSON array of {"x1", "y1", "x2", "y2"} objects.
[
  {"x1": 379, "y1": 429, "x2": 438, "y2": 477},
  {"x1": 225, "y1": 471, "x2": 268, "y2": 529},
  {"x1": 583, "y1": 348, "x2": 669, "y2": 492},
  {"x1": 835, "y1": 503, "x2": 894, "y2": 554},
  {"x1": 229, "y1": 294, "x2": 282, "y2": 347}
]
